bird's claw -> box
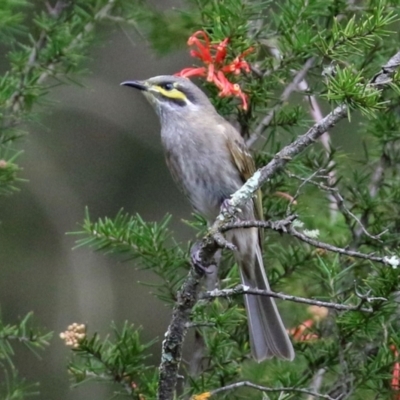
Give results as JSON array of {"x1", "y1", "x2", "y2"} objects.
[
  {"x1": 214, "y1": 232, "x2": 237, "y2": 252},
  {"x1": 220, "y1": 199, "x2": 237, "y2": 217}
]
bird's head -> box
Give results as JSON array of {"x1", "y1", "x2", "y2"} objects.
[{"x1": 121, "y1": 75, "x2": 215, "y2": 119}]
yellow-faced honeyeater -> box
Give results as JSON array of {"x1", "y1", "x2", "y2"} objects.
[{"x1": 122, "y1": 76, "x2": 294, "y2": 362}]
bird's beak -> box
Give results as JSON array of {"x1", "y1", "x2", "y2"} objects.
[{"x1": 120, "y1": 80, "x2": 148, "y2": 91}]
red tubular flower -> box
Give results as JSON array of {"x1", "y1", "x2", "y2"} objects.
[
  {"x1": 391, "y1": 345, "x2": 400, "y2": 399},
  {"x1": 222, "y1": 48, "x2": 253, "y2": 75},
  {"x1": 187, "y1": 30, "x2": 212, "y2": 63},
  {"x1": 206, "y1": 63, "x2": 215, "y2": 82},
  {"x1": 213, "y1": 71, "x2": 233, "y2": 96},
  {"x1": 178, "y1": 67, "x2": 206, "y2": 79},
  {"x1": 214, "y1": 38, "x2": 229, "y2": 63},
  {"x1": 288, "y1": 306, "x2": 328, "y2": 342},
  {"x1": 175, "y1": 31, "x2": 253, "y2": 110},
  {"x1": 289, "y1": 319, "x2": 318, "y2": 342}
]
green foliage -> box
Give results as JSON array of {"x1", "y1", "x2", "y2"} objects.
[
  {"x1": 316, "y1": 5, "x2": 397, "y2": 61},
  {"x1": 67, "y1": 322, "x2": 157, "y2": 399},
  {"x1": 0, "y1": 151, "x2": 23, "y2": 195},
  {"x1": 0, "y1": 0, "x2": 158, "y2": 194},
  {"x1": 0, "y1": 312, "x2": 52, "y2": 399},
  {"x1": 0, "y1": 0, "x2": 28, "y2": 44},
  {"x1": 75, "y1": 209, "x2": 189, "y2": 304},
  {"x1": 323, "y1": 66, "x2": 384, "y2": 116}
]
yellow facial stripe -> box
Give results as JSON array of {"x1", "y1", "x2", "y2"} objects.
[{"x1": 152, "y1": 85, "x2": 187, "y2": 101}]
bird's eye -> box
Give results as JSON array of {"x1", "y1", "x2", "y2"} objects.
[{"x1": 163, "y1": 83, "x2": 174, "y2": 91}]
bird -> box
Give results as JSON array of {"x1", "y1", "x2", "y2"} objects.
[{"x1": 121, "y1": 75, "x2": 294, "y2": 362}]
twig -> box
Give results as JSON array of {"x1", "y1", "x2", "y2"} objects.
[
  {"x1": 286, "y1": 168, "x2": 322, "y2": 215},
  {"x1": 351, "y1": 153, "x2": 390, "y2": 247},
  {"x1": 354, "y1": 285, "x2": 387, "y2": 303},
  {"x1": 371, "y1": 50, "x2": 400, "y2": 85},
  {"x1": 220, "y1": 217, "x2": 391, "y2": 266},
  {"x1": 286, "y1": 171, "x2": 332, "y2": 190},
  {"x1": 199, "y1": 380, "x2": 341, "y2": 400},
  {"x1": 200, "y1": 284, "x2": 373, "y2": 313},
  {"x1": 247, "y1": 57, "x2": 316, "y2": 147},
  {"x1": 307, "y1": 369, "x2": 327, "y2": 400},
  {"x1": 332, "y1": 190, "x2": 387, "y2": 241},
  {"x1": 286, "y1": 172, "x2": 388, "y2": 241},
  {"x1": 297, "y1": 75, "x2": 339, "y2": 218},
  {"x1": 185, "y1": 322, "x2": 216, "y2": 328}
]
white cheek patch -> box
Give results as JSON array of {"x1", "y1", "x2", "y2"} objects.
[{"x1": 185, "y1": 99, "x2": 199, "y2": 111}]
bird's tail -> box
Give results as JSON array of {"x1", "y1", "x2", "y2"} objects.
[{"x1": 236, "y1": 237, "x2": 294, "y2": 362}]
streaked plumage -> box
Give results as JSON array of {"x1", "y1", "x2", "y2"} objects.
[{"x1": 122, "y1": 75, "x2": 294, "y2": 362}]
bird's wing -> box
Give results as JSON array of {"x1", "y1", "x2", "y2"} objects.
[{"x1": 226, "y1": 128, "x2": 264, "y2": 243}]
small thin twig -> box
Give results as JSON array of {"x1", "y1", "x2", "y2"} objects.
[
  {"x1": 351, "y1": 153, "x2": 390, "y2": 247},
  {"x1": 332, "y1": 190, "x2": 388, "y2": 241},
  {"x1": 297, "y1": 74, "x2": 340, "y2": 219},
  {"x1": 354, "y1": 285, "x2": 387, "y2": 303},
  {"x1": 307, "y1": 369, "x2": 327, "y2": 400},
  {"x1": 200, "y1": 284, "x2": 373, "y2": 313},
  {"x1": 220, "y1": 217, "x2": 390, "y2": 266},
  {"x1": 286, "y1": 171, "x2": 332, "y2": 191},
  {"x1": 286, "y1": 172, "x2": 388, "y2": 241},
  {"x1": 286, "y1": 168, "x2": 323, "y2": 215},
  {"x1": 202, "y1": 380, "x2": 341, "y2": 400},
  {"x1": 247, "y1": 57, "x2": 316, "y2": 147}
]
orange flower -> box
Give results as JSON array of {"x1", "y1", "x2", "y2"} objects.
[
  {"x1": 175, "y1": 31, "x2": 253, "y2": 110},
  {"x1": 288, "y1": 307, "x2": 328, "y2": 342},
  {"x1": 391, "y1": 345, "x2": 400, "y2": 399},
  {"x1": 289, "y1": 319, "x2": 318, "y2": 341}
]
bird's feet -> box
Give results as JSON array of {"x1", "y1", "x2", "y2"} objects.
[
  {"x1": 220, "y1": 199, "x2": 243, "y2": 223},
  {"x1": 220, "y1": 198, "x2": 237, "y2": 217},
  {"x1": 213, "y1": 232, "x2": 237, "y2": 252}
]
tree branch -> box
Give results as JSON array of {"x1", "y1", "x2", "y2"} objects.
[
  {"x1": 158, "y1": 268, "x2": 203, "y2": 400},
  {"x1": 200, "y1": 284, "x2": 374, "y2": 313},
  {"x1": 220, "y1": 216, "x2": 392, "y2": 266},
  {"x1": 198, "y1": 380, "x2": 340, "y2": 400}
]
